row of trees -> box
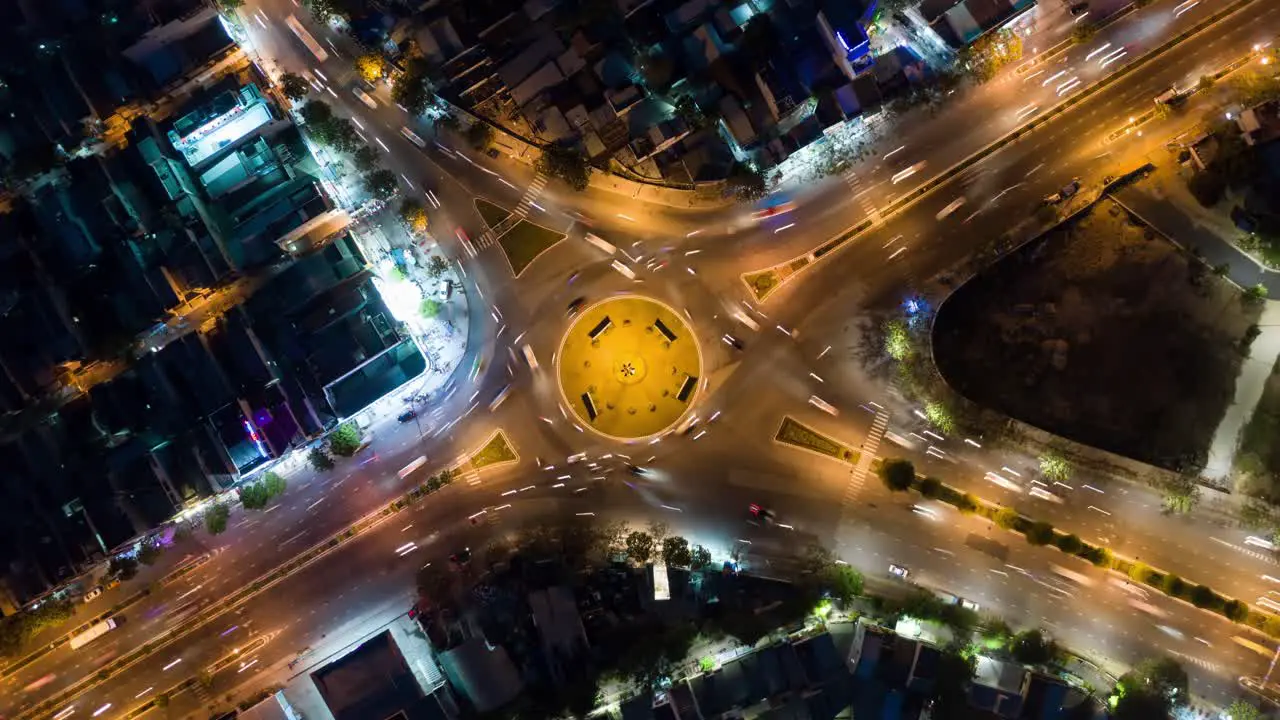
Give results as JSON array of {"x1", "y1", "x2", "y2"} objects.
[
  {"x1": 296, "y1": 101, "x2": 398, "y2": 201},
  {"x1": 239, "y1": 471, "x2": 288, "y2": 510}
]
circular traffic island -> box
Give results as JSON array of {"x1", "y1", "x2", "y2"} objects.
[{"x1": 556, "y1": 295, "x2": 704, "y2": 442}]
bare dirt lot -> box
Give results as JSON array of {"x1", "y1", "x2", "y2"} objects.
[{"x1": 933, "y1": 200, "x2": 1260, "y2": 471}]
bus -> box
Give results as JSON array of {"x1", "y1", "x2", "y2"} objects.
[
  {"x1": 69, "y1": 618, "x2": 118, "y2": 650},
  {"x1": 286, "y1": 15, "x2": 329, "y2": 63}
]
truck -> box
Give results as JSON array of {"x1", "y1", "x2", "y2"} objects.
[
  {"x1": 69, "y1": 618, "x2": 118, "y2": 650},
  {"x1": 1153, "y1": 85, "x2": 1187, "y2": 106},
  {"x1": 1043, "y1": 179, "x2": 1081, "y2": 205}
]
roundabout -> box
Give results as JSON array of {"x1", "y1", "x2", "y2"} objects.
[{"x1": 555, "y1": 294, "x2": 704, "y2": 442}]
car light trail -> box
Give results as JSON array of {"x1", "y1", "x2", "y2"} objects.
[
  {"x1": 1084, "y1": 42, "x2": 1112, "y2": 61},
  {"x1": 162, "y1": 658, "x2": 182, "y2": 671},
  {"x1": 1041, "y1": 70, "x2": 1067, "y2": 87}
]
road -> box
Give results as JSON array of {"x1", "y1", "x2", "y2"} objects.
[{"x1": 9, "y1": 0, "x2": 1280, "y2": 716}]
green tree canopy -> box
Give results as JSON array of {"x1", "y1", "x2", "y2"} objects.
[
  {"x1": 279, "y1": 72, "x2": 310, "y2": 101},
  {"x1": 877, "y1": 458, "x2": 916, "y2": 492},
  {"x1": 536, "y1": 145, "x2": 591, "y2": 191},
  {"x1": 625, "y1": 531, "x2": 655, "y2": 564},
  {"x1": 363, "y1": 169, "x2": 399, "y2": 201},
  {"x1": 329, "y1": 422, "x2": 363, "y2": 456}
]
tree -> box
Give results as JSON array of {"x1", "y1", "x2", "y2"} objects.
[
  {"x1": 298, "y1": 99, "x2": 334, "y2": 127},
  {"x1": 690, "y1": 544, "x2": 713, "y2": 570},
  {"x1": 1038, "y1": 452, "x2": 1072, "y2": 482},
  {"x1": 1225, "y1": 699, "x2": 1261, "y2": 720},
  {"x1": 136, "y1": 539, "x2": 163, "y2": 566},
  {"x1": 1056, "y1": 533, "x2": 1082, "y2": 554},
  {"x1": 726, "y1": 163, "x2": 766, "y2": 201},
  {"x1": 1198, "y1": 74, "x2": 1216, "y2": 92},
  {"x1": 308, "y1": 447, "x2": 335, "y2": 471},
  {"x1": 154, "y1": 692, "x2": 170, "y2": 708},
  {"x1": 960, "y1": 28, "x2": 1024, "y2": 83},
  {"x1": 326, "y1": 118, "x2": 361, "y2": 154},
  {"x1": 392, "y1": 58, "x2": 435, "y2": 116},
  {"x1": 918, "y1": 476, "x2": 942, "y2": 498},
  {"x1": 355, "y1": 53, "x2": 388, "y2": 84},
  {"x1": 662, "y1": 536, "x2": 693, "y2": 567},
  {"x1": 466, "y1": 122, "x2": 494, "y2": 149},
  {"x1": 1128, "y1": 656, "x2": 1189, "y2": 707},
  {"x1": 932, "y1": 652, "x2": 976, "y2": 716},
  {"x1": 1162, "y1": 573, "x2": 1185, "y2": 596},
  {"x1": 108, "y1": 555, "x2": 139, "y2": 581},
  {"x1": 1223, "y1": 598, "x2": 1249, "y2": 622},
  {"x1": 1161, "y1": 474, "x2": 1199, "y2": 515},
  {"x1": 399, "y1": 198, "x2": 429, "y2": 235},
  {"x1": 827, "y1": 564, "x2": 863, "y2": 603},
  {"x1": 1010, "y1": 629, "x2": 1056, "y2": 664},
  {"x1": 205, "y1": 503, "x2": 230, "y2": 535},
  {"x1": 1025, "y1": 521, "x2": 1055, "y2": 546},
  {"x1": 1071, "y1": 23, "x2": 1097, "y2": 45},
  {"x1": 426, "y1": 255, "x2": 449, "y2": 279},
  {"x1": 279, "y1": 72, "x2": 310, "y2": 101},
  {"x1": 363, "y1": 169, "x2": 399, "y2": 201},
  {"x1": 329, "y1": 422, "x2": 363, "y2": 457},
  {"x1": 877, "y1": 458, "x2": 916, "y2": 492},
  {"x1": 1188, "y1": 584, "x2": 1218, "y2": 608},
  {"x1": 536, "y1": 146, "x2": 591, "y2": 191},
  {"x1": 214, "y1": 0, "x2": 244, "y2": 11},
  {"x1": 420, "y1": 299, "x2": 441, "y2": 319},
  {"x1": 995, "y1": 506, "x2": 1022, "y2": 530},
  {"x1": 625, "y1": 531, "x2": 655, "y2": 564},
  {"x1": 353, "y1": 146, "x2": 380, "y2": 173},
  {"x1": 673, "y1": 95, "x2": 711, "y2": 129},
  {"x1": 1245, "y1": 283, "x2": 1269, "y2": 304}
]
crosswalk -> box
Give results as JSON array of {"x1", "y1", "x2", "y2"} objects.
[
  {"x1": 474, "y1": 174, "x2": 548, "y2": 252},
  {"x1": 840, "y1": 410, "x2": 891, "y2": 517},
  {"x1": 841, "y1": 169, "x2": 881, "y2": 225}
]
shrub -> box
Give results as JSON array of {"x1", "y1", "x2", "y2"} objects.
[
  {"x1": 918, "y1": 476, "x2": 942, "y2": 498},
  {"x1": 994, "y1": 507, "x2": 1022, "y2": 530},
  {"x1": 878, "y1": 458, "x2": 916, "y2": 492},
  {"x1": 1055, "y1": 533, "x2": 1083, "y2": 554},
  {"x1": 1025, "y1": 521, "x2": 1055, "y2": 546},
  {"x1": 329, "y1": 422, "x2": 362, "y2": 457},
  {"x1": 1224, "y1": 599, "x2": 1249, "y2": 622},
  {"x1": 1162, "y1": 573, "x2": 1185, "y2": 597},
  {"x1": 957, "y1": 493, "x2": 979, "y2": 514}
]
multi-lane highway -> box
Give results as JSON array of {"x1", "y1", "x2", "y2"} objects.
[{"x1": 10, "y1": 0, "x2": 1280, "y2": 716}]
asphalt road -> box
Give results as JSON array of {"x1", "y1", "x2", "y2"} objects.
[{"x1": 10, "y1": 0, "x2": 1280, "y2": 716}]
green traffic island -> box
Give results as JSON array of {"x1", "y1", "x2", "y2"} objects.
[
  {"x1": 468, "y1": 430, "x2": 519, "y2": 470},
  {"x1": 743, "y1": 256, "x2": 809, "y2": 302},
  {"x1": 878, "y1": 458, "x2": 1277, "y2": 636},
  {"x1": 473, "y1": 198, "x2": 566, "y2": 276},
  {"x1": 774, "y1": 416, "x2": 861, "y2": 464}
]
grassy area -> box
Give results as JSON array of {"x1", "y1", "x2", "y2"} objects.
[
  {"x1": 498, "y1": 220, "x2": 564, "y2": 276},
  {"x1": 774, "y1": 416, "x2": 858, "y2": 464},
  {"x1": 1234, "y1": 356, "x2": 1280, "y2": 500},
  {"x1": 474, "y1": 198, "x2": 510, "y2": 229},
  {"x1": 470, "y1": 430, "x2": 519, "y2": 469},
  {"x1": 744, "y1": 270, "x2": 779, "y2": 301},
  {"x1": 933, "y1": 199, "x2": 1259, "y2": 472}
]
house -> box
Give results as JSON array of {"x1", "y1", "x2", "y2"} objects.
[
  {"x1": 1237, "y1": 99, "x2": 1280, "y2": 146},
  {"x1": 917, "y1": 0, "x2": 1037, "y2": 48},
  {"x1": 437, "y1": 637, "x2": 525, "y2": 713},
  {"x1": 970, "y1": 656, "x2": 1028, "y2": 718}
]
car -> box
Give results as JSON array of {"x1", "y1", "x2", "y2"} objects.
[
  {"x1": 722, "y1": 334, "x2": 744, "y2": 350},
  {"x1": 83, "y1": 586, "x2": 104, "y2": 603},
  {"x1": 566, "y1": 297, "x2": 586, "y2": 317},
  {"x1": 889, "y1": 563, "x2": 909, "y2": 579},
  {"x1": 397, "y1": 409, "x2": 418, "y2": 423},
  {"x1": 750, "y1": 201, "x2": 796, "y2": 222},
  {"x1": 625, "y1": 463, "x2": 648, "y2": 476},
  {"x1": 1068, "y1": 2, "x2": 1089, "y2": 15},
  {"x1": 936, "y1": 197, "x2": 965, "y2": 220},
  {"x1": 521, "y1": 343, "x2": 539, "y2": 369},
  {"x1": 352, "y1": 87, "x2": 378, "y2": 109},
  {"x1": 449, "y1": 548, "x2": 472, "y2": 569},
  {"x1": 748, "y1": 504, "x2": 776, "y2": 524},
  {"x1": 400, "y1": 126, "x2": 426, "y2": 148},
  {"x1": 960, "y1": 598, "x2": 980, "y2": 612},
  {"x1": 489, "y1": 384, "x2": 512, "y2": 411}
]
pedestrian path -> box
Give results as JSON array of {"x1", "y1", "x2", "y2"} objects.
[
  {"x1": 840, "y1": 410, "x2": 890, "y2": 521},
  {"x1": 475, "y1": 174, "x2": 548, "y2": 251},
  {"x1": 840, "y1": 169, "x2": 881, "y2": 225}
]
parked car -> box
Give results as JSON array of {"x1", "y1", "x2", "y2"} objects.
[
  {"x1": 889, "y1": 563, "x2": 909, "y2": 579},
  {"x1": 397, "y1": 409, "x2": 418, "y2": 423},
  {"x1": 83, "y1": 586, "x2": 104, "y2": 603}
]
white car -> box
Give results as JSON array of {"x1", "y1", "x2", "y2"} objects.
[
  {"x1": 889, "y1": 563, "x2": 909, "y2": 579},
  {"x1": 400, "y1": 126, "x2": 426, "y2": 148},
  {"x1": 352, "y1": 87, "x2": 378, "y2": 109},
  {"x1": 83, "y1": 587, "x2": 103, "y2": 603},
  {"x1": 521, "y1": 344, "x2": 539, "y2": 370},
  {"x1": 808, "y1": 395, "x2": 838, "y2": 416},
  {"x1": 960, "y1": 598, "x2": 980, "y2": 612}
]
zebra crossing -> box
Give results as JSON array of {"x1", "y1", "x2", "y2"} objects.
[
  {"x1": 841, "y1": 169, "x2": 881, "y2": 225},
  {"x1": 840, "y1": 410, "x2": 891, "y2": 516},
  {"x1": 474, "y1": 174, "x2": 548, "y2": 252}
]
